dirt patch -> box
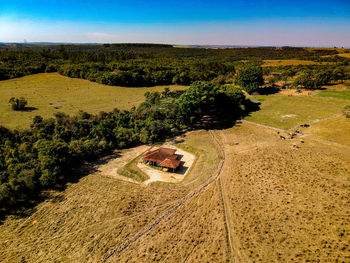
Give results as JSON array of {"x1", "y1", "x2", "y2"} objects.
[
  {"x1": 140, "y1": 144, "x2": 195, "y2": 185},
  {"x1": 280, "y1": 89, "x2": 316, "y2": 96},
  {"x1": 95, "y1": 145, "x2": 149, "y2": 184},
  {"x1": 281, "y1": 114, "x2": 297, "y2": 118}
]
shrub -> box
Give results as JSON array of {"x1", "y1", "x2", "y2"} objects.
[
  {"x1": 236, "y1": 66, "x2": 264, "y2": 94},
  {"x1": 9, "y1": 97, "x2": 28, "y2": 111},
  {"x1": 343, "y1": 105, "x2": 350, "y2": 118}
]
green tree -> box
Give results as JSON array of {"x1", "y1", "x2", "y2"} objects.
[
  {"x1": 293, "y1": 73, "x2": 317, "y2": 89},
  {"x1": 9, "y1": 97, "x2": 28, "y2": 111},
  {"x1": 236, "y1": 66, "x2": 264, "y2": 94}
]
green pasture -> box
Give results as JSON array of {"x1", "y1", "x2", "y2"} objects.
[{"x1": 0, "y1": 73, "x2": 187, "y2": 129}]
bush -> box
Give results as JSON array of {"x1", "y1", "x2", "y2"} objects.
[
  {"x1": 343, "y1": 105, "x2": 350, "y2": 118},
  {"x1": 9, "y1": 97, "x2": 28, "y2": 111},
  {"x1": 236, "y1": 66, "x2": 264, "y2": 94}
]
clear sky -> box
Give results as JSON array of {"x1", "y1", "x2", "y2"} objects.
[{"x1": 0, "y1": 0, "x2": 350, "y2": 46}]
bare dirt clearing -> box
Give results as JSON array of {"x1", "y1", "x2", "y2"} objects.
[{"x1": 95, "y1": 145, "x2": 149, "y2": 184}]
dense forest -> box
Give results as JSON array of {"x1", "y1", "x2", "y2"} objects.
[{"x1": 0, "y1": 44, "x2": 348, "y2": 87}]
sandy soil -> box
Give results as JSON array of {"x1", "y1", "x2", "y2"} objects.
[
  {"x1": 140, "y1": 144, "x2": 195, "y2": 185},
  {"x1": 94, "y1": 145, "x2": 149, "y2": 184},
  {"x1": 280, "y1": 89, "x2": 316, "y2": 96}
]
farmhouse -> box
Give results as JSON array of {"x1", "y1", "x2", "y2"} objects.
[
  {"x1": 273, "y1": 82, "x2": 286, "y2": 88},
  {"x1": 142, "y1": 147, "x2": 181, "y2": 172}
]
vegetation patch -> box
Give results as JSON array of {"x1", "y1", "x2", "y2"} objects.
[
  {"x1": 118, "y1": 154, "x2": 149, "y2": 182},
  {"x1": 263, "y1": 59, "x2": 330, "y2": 67}
]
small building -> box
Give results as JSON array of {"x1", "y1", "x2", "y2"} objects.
[
  {"x1": 142, "y1": 147, "x2": 181, "y2": 172},
  {"x1": 273, "y1": 83, "x2": 285, "y2": 89}
]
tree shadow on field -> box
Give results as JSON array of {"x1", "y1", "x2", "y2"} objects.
[
  {"x1": 22, "y1": 106, "x2": 38, "y2": 112},
  {"x1": 193, "y1": 100, "x2": 261, "y2": 131},
  {"x1": 257, "y1": 86, "x2": 281, "y2": 95},
  {"x1": 14, "y1": 106, "x2": 39, "y2": 112},
  {"x1": 57, "y1": 151, "x2": 122, "y2": 189}
]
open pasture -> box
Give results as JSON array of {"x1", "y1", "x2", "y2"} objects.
[
  {"x1": 262, "y1": 59, "x2": 332, "y2": 67},
  {"x1": 0, "y1": 73, "x2": 187, "y2": 129},
  {"x1": 302, "y1": 115, "x2": 350, "y2": 146},
  {"x1": 218, "y1": 122, "x2": 350, "y2": 262},
  {"x1": 245, "y1": 93, "x2": 349, "y2": 129}
]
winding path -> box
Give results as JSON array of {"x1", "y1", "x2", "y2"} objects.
[{"x1": 103, "y1": 130, "x2": 229, "y2": 262}]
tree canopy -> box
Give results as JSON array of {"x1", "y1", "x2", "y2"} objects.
[{"x1": 236, "y1": 66, "x2": 264, "y2": 94}]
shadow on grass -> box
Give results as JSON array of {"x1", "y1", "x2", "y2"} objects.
[
  {"x1": 192, "y1": 100, "x2": 261, "y2": 131},
  {"x1": 257, "y1": 86, "x2": 281, "y2": 95},
  {"x1": 14, "y1": 106, "x2": 39, "y2": 112}
]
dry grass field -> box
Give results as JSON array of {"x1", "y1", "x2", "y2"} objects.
[
  {"x1": 218, "y1": 122, "x2": 350, "y2": 262},
  {"x1": 262, "y1": 59, "x2": 332, "y2": 67},
  {"x1": 301, "y1": 115, "x2": 350, "y2": 146},
  {"x1": 1, "y1": 75, "x2": 350, "y2": 262},
  {"x1": 0, "y1": 73, "x2": 187, "y2": 129},
  {"x1": 0, "y1": 130, "x2": 223, "y2": 263},
  {"x1": 1, "y1": 121, "x2": 349, "y2": 262}
]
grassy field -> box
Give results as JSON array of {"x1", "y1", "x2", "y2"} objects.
[
  {"x1": 0, "y1": 73, "x2": 187, "y2": 129},
  {"x1": 337, "y1": 53, "x2": 350, "y2": 58},
  {"x1": 0, "y1": 130, "x2": 224, "y2": 262},
  {"x1": 302, "y1": 115, "x2": 350, "y2": 146},
  {"x1": 219, "y1": 123, "x2": 350, "y2": 262},
  {"x1": 245, "y1": 94, "x2": 349, "y2": 129},
  {"x1": 262, "y1": 59, "x2": 332, "y2": 67},
  {"x1": 1, "y1": 72, "x2": 350, "y2": 262},
  {"x1": 317, "y1": 89, "x2": 350, "y2": 100},
  {"x1": 0, "y1": 121, "x2": 349, "y2": 262}
]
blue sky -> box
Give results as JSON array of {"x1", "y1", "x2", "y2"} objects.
[{"x1": 0, "y1": 0, "x2": 350, "y2": 46}]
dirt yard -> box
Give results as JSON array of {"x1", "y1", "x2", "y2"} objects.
[
  {"x1": 139, "y1": 144, "x2": 195, "y2": 185},
  {"x1": 280, "y1": 88, "x2": 316, "y2": 96},
  {"x1": 94, "y1": 145, "x2": 149, "y2": 184}
]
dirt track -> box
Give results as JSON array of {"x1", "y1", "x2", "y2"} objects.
[
  {"x1": 104, "y1": 130, "x2": 226, "y2": 262},
  {"x1": 1, "y1": 122, "x2": 349, "y2": 263}
]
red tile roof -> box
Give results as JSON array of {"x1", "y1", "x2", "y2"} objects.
[
  {"x1": 159, "y1": 158, "x2": 181, "y2": 169},
  {"x1": 142, "y1": 147, "x2": 177, "y2": 163}
]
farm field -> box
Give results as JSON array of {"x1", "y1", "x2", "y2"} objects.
[
  {"x1": 262, "y1": 59, "x2": 332, "y2": 67},
  {"x1": 337, "y1": 53, "x2": 350, "y2": 58},
  {"x1": 301, "y1": 115, "x2": 350, "y2": 146},
  {"x1": 317, "y1": 89, "x2": 350, "y2": 100},
  {"x1": 217, "y1": 122, "x2": 350, "y2": 262},
  {"x1": 0, "y1": 130, "x2": 223, "y2": 262},
  {"x1": 0, "y1": 73, "x2": 187, "y2": 129},
  {"x1": 1, "y1": 63, "x2": 350, "y2": 262},
  {"x1": 245, "y1": 93, "x2": 349, "y2": 129}
]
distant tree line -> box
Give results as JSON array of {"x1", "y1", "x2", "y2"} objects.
[
  {"x1": 264, "y1": 63, "x2": 350, "y2": 89},
  {"x1": 0, "y1": 45, "x2": 346, "y2": 86}
]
